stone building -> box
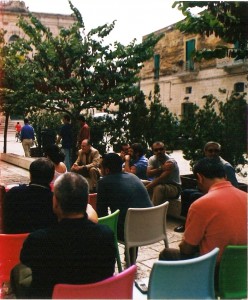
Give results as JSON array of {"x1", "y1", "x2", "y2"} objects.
[
  {"x1": 0, "y1": 0, "x2": 76, "y2": 42},
  {"x1": 140, "y1": 23, "x2": 248, "y2": 119}
]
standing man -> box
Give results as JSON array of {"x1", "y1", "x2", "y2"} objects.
[
  {"x1": 146, "y1": 141, "x2": 181, "y2": 205},
  {"x1": 57, "y1": 114, "x2": 73, "y2": 171},
  {"x1": 174, "y1": 141, "x2": 239, "y2": 232},
  {"x1": 123, "y1": 143, "x2": 148, "y2": 180},
  {"x1": 159, "y1": 158, "x2": 247, "y2": 273},
  {"x1": 71, "y1": 139, "x2": 101, "y2": 192},
  {"x1": 77, "y1": 115, "x2": 90, "y2": 149},
  {"x1": 11, "y1": 173, "x2": 116, "y2": 299},
  {"x1": 20, "y1": 118, "x2": 35, "y2": 157},
  {"x1": 97, "y1": 153, "x2": 153, "y2": 242}
]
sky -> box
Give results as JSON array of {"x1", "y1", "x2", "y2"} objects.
[{"x1": 22, "y1": 0, "x2": 186, "y2": 45}]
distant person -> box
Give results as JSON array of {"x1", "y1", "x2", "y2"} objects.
[
  {"x1": 119, "y1": 142, "x2": 130, "y2": 162},
  {"x1": 159, "y1": 158, "x2": 247, "y2": 287},
  {"x1": 71, "y1": 139, "x2": 101, "y2": 192},
  {"x1": 10, "y1": 172, "x2": 115, "y2": 299},
  {"x1": 146, "y1": 141, "x2": 181, "y2": 205},
  {"x1": 15, "y1": 122, "x2": 22, "y2": 142},
  {"x1": 174, "y1": 141, "x2": 239, "y2": 233},
  {"x1": 20, "y1": 118, "x2": 35, "y2": 157},
  {"x1": 3, "y1": 158, "x2": 57, "y2": 233},
  {"x1": 77, "y1": 115, "x2": 90, "y2": 149},
  {"x1": 97, "y1": 153, "x2": 153, "y2": 241},
  {"x1": 123, "y1": 143, "x2": 148, "y2": 180},
  {"x1": 44, "y1": 144, "x2": 67, "y2": 185},
  {"x1": 56, "y1": 114, "x2": 73, "y2": 171}
]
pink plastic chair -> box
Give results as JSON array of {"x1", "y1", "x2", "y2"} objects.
[
  {"x1": 0, "y1": 233, "x2": 29, "y2": 285},
  {"x1": 52, "y1": 265, "x2": 137, "y2": 299},
  {"x1": 88, "y1": 193, "x2": 97, "y2": 210}
]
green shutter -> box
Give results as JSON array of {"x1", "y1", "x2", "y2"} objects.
[{"x1": 154, "y1": 54, "x2": 160, "y2": 79}]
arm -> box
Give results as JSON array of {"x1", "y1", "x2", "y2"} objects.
[
  {"x1": 85, "y1": 150, "x2": 101, "y2": 169},
  {"x1": 86, "y1": 204, "x2": 98, "y2": 223},
  {"x1": 123, "y1": 155, "x2": 136, "y2": 174},
  {"x1": 146, "y1": 161, "x2": 174, "y2": 190},
  {"x1": 179, "y1": 239, "x2": 199, "y2": 256}
]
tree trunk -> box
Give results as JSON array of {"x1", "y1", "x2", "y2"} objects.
[{"x1": 3, "y1": 112, "x2": 9, "y2": 153}]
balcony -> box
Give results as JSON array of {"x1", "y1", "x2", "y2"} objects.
[
  {"x1": 176, "y1": 61, "x2": 199, "y2": 82},
  {"x1": 216, "y1": 57, "x2": 248, "y2": 73}
]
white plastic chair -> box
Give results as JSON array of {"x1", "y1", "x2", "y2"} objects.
[
  {"x1": 148, "y1": 247, "x2": 219, "y2": 299},
  {"x1": 123, "y1": 201, "x2": 169, "y2": 267}
]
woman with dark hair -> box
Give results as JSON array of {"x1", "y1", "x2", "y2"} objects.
[{"x1": 44, "y1": 144, "x2": 67, "y2": 184}]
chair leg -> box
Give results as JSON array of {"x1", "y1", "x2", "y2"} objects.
[
  {"x1": 125, "y1": 246, "x2": 131, "y2": 268},
  {"x1": 115, "y1": 241, "x2": 123, "y2": 272},
  {"x1": 164, "y1": 237, "x2": 169, "y2": 248}
]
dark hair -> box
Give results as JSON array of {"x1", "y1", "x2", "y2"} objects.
[
  {"x1": 193, "y1": 157, "x2": 226, "y2": 179},
  {"x1": 44, "y1": 144, "x2": 65, "y2": 165},
  {"x1": 78, "y1": 115, "x2": 86, "y2": 122},
  {"x1": 131, "y1": 143, "x2": 145, "y2": 156},
  {"x1": 24, "y1": 118, "x2": 29, "y2": 124},
  {"x1": 54, "y1": 172, "x2": 88, "y2": 213},
  {"x1": 63, "y1": 114, "x2": 71, "y2": 122},
  {"x1": 29, "y1": 158, "x2": 55, "y2": 185},
  {"x1": 102, "y1": 153, "x2": 123, "y2": 173}
]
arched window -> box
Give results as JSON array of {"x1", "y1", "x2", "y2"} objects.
[
  {"x1": 234, "y1": 82, "x2": 244, "y2": 93},
  {"x1": 8, "y1": 35, "x2": 19, "y2": 43}
]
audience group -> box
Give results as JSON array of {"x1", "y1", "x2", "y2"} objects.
[{"x1": 2, "y1": 116, "x2": 247, "y2": 299}]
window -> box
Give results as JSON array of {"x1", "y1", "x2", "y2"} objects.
[
  {"x1": 185, "y1": 87, "x2": 192, "y2": 94},
  {"x1": 8, "y1": 35, "x2": 19, "y2": 43},
  {"x1": 185, "y1": 39, "x2": 195, "y2": 71},
  {"x1": 234, "y1": 82, "x2": 244, "y2": 93},
  {"x1": 182, "y1": 102, "x2": 194, "y2": 119},
  {"x1": 154, "y1": 54, "x2": 160, "y2": 79}
]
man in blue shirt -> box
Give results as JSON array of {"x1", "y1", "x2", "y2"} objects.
[{"x1": 20, "y1": 118, "x2": 35, "y2": 157}]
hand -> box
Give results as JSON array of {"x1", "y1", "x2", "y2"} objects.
[{"x1": 125, "y1": 155, "x2": 130, "y2": 162}]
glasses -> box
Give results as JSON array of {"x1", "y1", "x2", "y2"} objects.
[
  {"x1": 153, "y1": 147, "x2": 164, "y2": 152},
  {"x1": 207, "y1": 148, "x2": 220, "y2": 153}
]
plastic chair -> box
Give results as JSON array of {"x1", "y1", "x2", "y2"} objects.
[
  {"x1": 123, "y1": 201, "x2": 169, "y2": 267},
  {"x1": 98, "y1": 210, "x2": 122, "y2": 272},
  {"x1": 147, "y1": 247, "x2": 219, "y2": 299},
  {"x1": 0, "y1": 233, "x2": 29, "y2": 285},
  {"x1": 218, "y1": 245, "x2": 247, "y2": 299},
  {"x1": 52, "y1": 265, "x2": 137, "y2": 299},
  {"x1": 88, "y1": 193, "x2": 97, "y2": 210}
]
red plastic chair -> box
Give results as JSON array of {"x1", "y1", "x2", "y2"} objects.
[
  {"x1": 0, "y1": 233, "x2": 29, "y2": 285},
  {"x1": 52, "y1": 265, "x2": 137, "y2": 299},
  {"x1": 88, "y1": 193, "x2": 97, "y2": 210}
]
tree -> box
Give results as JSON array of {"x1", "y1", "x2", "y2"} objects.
[
  {"x1": 173, "y1": 1, "x2": 248, "y2": 60},
  {"x1": 2, "y1": 0, "x2": 162, "y2": 155}
]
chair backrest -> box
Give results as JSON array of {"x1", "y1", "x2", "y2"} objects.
[
  {"x1": 88, "y1": 193, "x2": 97, "y2": 210},
  {"x1": 0, "y1": 233, "x2": 29, "y2": 284},
  {"x1": 98, "y1": 210, "x2": 122, "y2": 272},
  {"x1": 124, "y1": 201, "x2": 169, "y2": 249},
  {"x1": 52, "y1": 265, "x2": 137, "y2": 299},
  {"x1": 148, "y1": 247, "x2": 219, "y2": 299},
  {"x1": 218, "y1": 245, "x2": 247, "y2": 299}
]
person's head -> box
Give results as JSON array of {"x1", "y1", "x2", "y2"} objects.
[
  {"x1": 120, "y1": 143, "x2": 130, "y2": 155},
  {"x1": 193, "y1": 157, "x2": 226, "y2": 193},
  {"x1": 130, "y1": 143, "x2": 145, "y2": 159},
  {"x1": 81, "y1": 139, "x2": 91, "y2": 153},
  {"x1": 17, "y1": 122, "x2": 19, "y2": 124},
  {"x1": 24, "y1": 118, "x2": 29, "y2": 125},
  {"x1": 101, "y1": 153, "x2": 123, "y2": 176},
  {"x1": 44, "y1": 144, "x2": 65, "y2": 165},
  {"x1": 53, "y1": 172, "x2": 89, "y2": 219},
  {"x1": 152, "y1": 141, "x2": 166, "y2": 158},
  {"x1": 204, "y1": 141, "x2": 221, "y2": 159},
  {"x1": 29, "y1": 157, "x2": 55, "y2": 186},
  {"x1": 63, "y1": 114, "x2": 71, "y2": 123},
  {"x1": 78, "y1": 115, "x2": 86, "y2": 123}
]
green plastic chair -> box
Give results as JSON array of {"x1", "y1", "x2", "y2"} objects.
[
  {"x1": 98, "y1": 210, "x2": 122, "y2": 272},
  {"x1": 218, "y1": 245, "x2": 247, "y2": 299}
]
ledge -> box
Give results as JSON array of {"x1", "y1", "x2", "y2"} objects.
[{"x1": 0, "y1": 153, "x2": 35, "y2": 170}]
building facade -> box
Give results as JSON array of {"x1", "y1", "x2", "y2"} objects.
[
  {"x1": 0, "y1": 0, "x2": 76, "y2": 42},
  {"x1": 140, "y1": 23, "x2": 248, "y2": 119}
]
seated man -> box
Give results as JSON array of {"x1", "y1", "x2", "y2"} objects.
[
  {"x1": 71, "y1": 139, "x2": 101, "y2": 192},
  {"x1": 174, "y1": 141, "x2": 239, "y2": 233},
  {"x1": 11, "y1": 173, "x2": 116, "y2": 299},
  {"x1": 123, "y1": 143, "x2": 148, "y2": 180},
  {"x1": 159, "y1": 158, "x2": 247, "y2": 286},
  {"x1": 146, "y1": 141, "x2": 181, "y2": 206},
  {"x1": 3, "y1": 158, "x2": 57, "y2": 233},
  {"x1": 97, "y1": 153, "x2": 153, "y2": 242}
]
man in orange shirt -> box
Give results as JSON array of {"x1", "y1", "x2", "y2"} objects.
[
  {"x1": 77, "y1": 115, "x2": 90, "y2": 149},
  {"x1": 159, "y1": 158, "x2": 247, "y2": 265}
]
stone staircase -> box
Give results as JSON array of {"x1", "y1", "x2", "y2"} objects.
[{"x1": 0, "y1": 116, "x2": 22, "y2": 134}]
